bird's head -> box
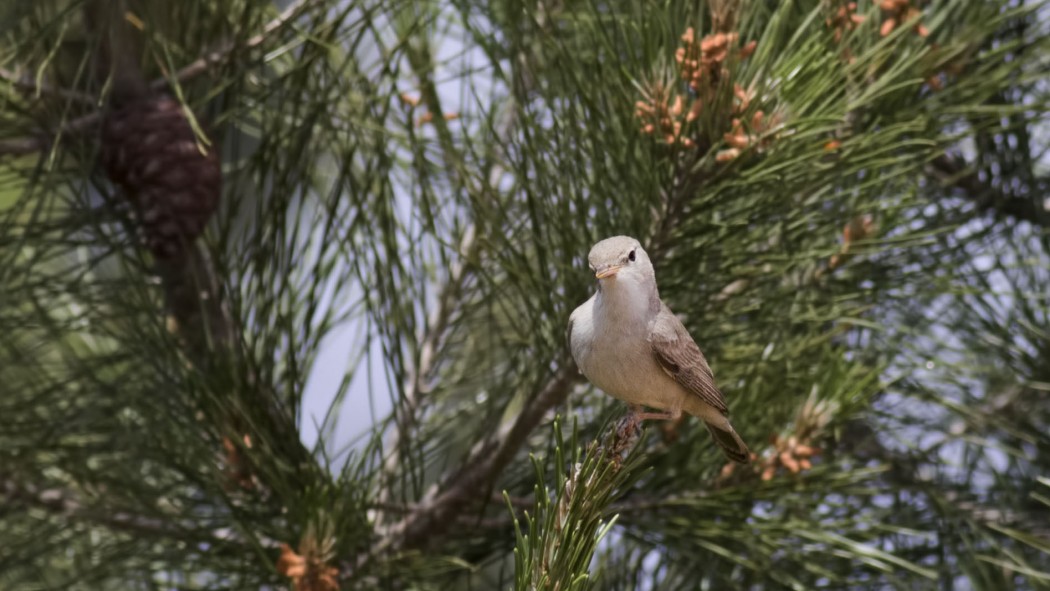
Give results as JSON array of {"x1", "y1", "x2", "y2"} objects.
[{"x1": 587, "y1": 235, "x2": 655, "y2": 291}]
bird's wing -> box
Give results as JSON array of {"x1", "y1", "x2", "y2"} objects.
[{"x1": 649, "y1": 303, "x2": 728, "y2": 415}]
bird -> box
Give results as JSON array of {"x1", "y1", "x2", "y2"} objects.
[{"x1": 568, "y1": 235, "x2": 751, "y2": 463}]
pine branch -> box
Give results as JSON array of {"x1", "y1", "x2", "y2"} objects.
[
  {"x1": 0, "y1": 0, "x2": 315, "y2": 156},
  {"x1": 928, "y1": 153, "x2": 1049, "y2": 226},
  {"x1": 368, "y1": 0, "x2": 815, "y2": 556},
  {"x1": 4, "y1": 0, "x2": 1050, "y2": 586},
  {"x1": 0, "y1": 1, "x2": 318, "y2": 529}
]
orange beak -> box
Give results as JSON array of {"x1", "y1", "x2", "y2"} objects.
[{"x1": 595, "y1": 265, "x2": 622, "y2": 279}]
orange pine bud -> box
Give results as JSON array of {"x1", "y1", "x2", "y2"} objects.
[
  {"x1": 276, "y1": 544, "x2": 307, "y2": 579},
  {"x1": 794, "y1": 444, "x2": 819, "y2": 457},
  {"x1": 881, "y1": 18, "x2": 897, "y2": 37},
  {"x1": 725, "y1": 133, "x2": 751, "y2": 149},
  {"x1": 716, "y1": 148, "x2": 741, "y2": 162},
  {"x1": 670, "y1": 95, "x2": 684, "y2": 116}
]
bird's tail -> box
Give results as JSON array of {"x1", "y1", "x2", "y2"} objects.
[{"x1": 705, "y1": 420, "x2": 751, "y2": 464}]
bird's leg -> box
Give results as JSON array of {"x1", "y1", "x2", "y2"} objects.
[
  {"x1": 617, "y1": 405, "x2": 681, "y2": 440},
  {"x1": 633, "y1": 409, "x2": 680, "y2": 422}
]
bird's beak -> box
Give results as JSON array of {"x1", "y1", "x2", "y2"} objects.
[{"x1": 595, "y1": 265, "x2": 622, "y2": 279}]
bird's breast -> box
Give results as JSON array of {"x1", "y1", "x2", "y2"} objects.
[{"x1": 574, "y1": 303, "x2": 680, "y2": 408}]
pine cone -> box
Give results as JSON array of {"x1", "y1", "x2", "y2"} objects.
[{"x1": 101, "y1": 96, "x2": 221, "y2": 259}]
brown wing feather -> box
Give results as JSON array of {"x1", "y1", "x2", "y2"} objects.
[{"x1": 649, "y1": 304, "x2": 728, "y2": 415}]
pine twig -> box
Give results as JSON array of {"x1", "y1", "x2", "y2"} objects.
[
  {"x1": 2, "y1": 478, "x2": 184, "y2": 539},
  {"x1": 369, "y1": 41, "x2": 544, "y2": 549},
  {"x1": 0, "y1": 105, "x2": 104, "y2": 156},
  {"x1": 844, "y1": 422, "x2": 1050, "y2": 539},
  {"x1": 928, "y1": 153, "x2": 1048, "y2": 226},
  {"x1": 512, "y1": 420, "x2": 641, "y2": 590},
  {"x1": 375, "y1": 224, "x2": 477, "y2": 522},
  {"x1": 0, "y1": 67, "x2": 95, "y2": 104},
  {"x1": 152, "y1": 0, "x2": 317, "y2": 92}
]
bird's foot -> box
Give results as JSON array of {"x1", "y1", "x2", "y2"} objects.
[
  {"x1": 615, "y1": 406, "x2": 642, "y2": 440},
  {"x1": 610, "y1": 410, "x2": 641, "y2": 464}
]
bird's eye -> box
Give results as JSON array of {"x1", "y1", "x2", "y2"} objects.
[{"x1": 628, "y1": 250, "x2": 636, "y2": 262}]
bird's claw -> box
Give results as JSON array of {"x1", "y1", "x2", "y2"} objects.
[
  {"x1": 607, "y1": 412, "x2": 641, "y2": 465},
  {"x1": 616, "y1": 410, "x2": 641, "y2": 440}
]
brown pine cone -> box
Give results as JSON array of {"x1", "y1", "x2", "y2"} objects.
[{"x1": 101, "y1": 96, "x2": 221, "y2": 259}]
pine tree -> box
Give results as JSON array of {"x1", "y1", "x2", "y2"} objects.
[{"x1": 2, "y1": 0, "x2": 1049, "y2": 589}]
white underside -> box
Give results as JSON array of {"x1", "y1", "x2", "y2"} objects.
[{"x1": 569, "y1": 288, "x2": 724, "y2": 425}]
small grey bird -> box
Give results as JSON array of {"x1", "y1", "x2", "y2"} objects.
[{"x1": 568, "y1": 236, "x2": 751, "y2": 463}]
